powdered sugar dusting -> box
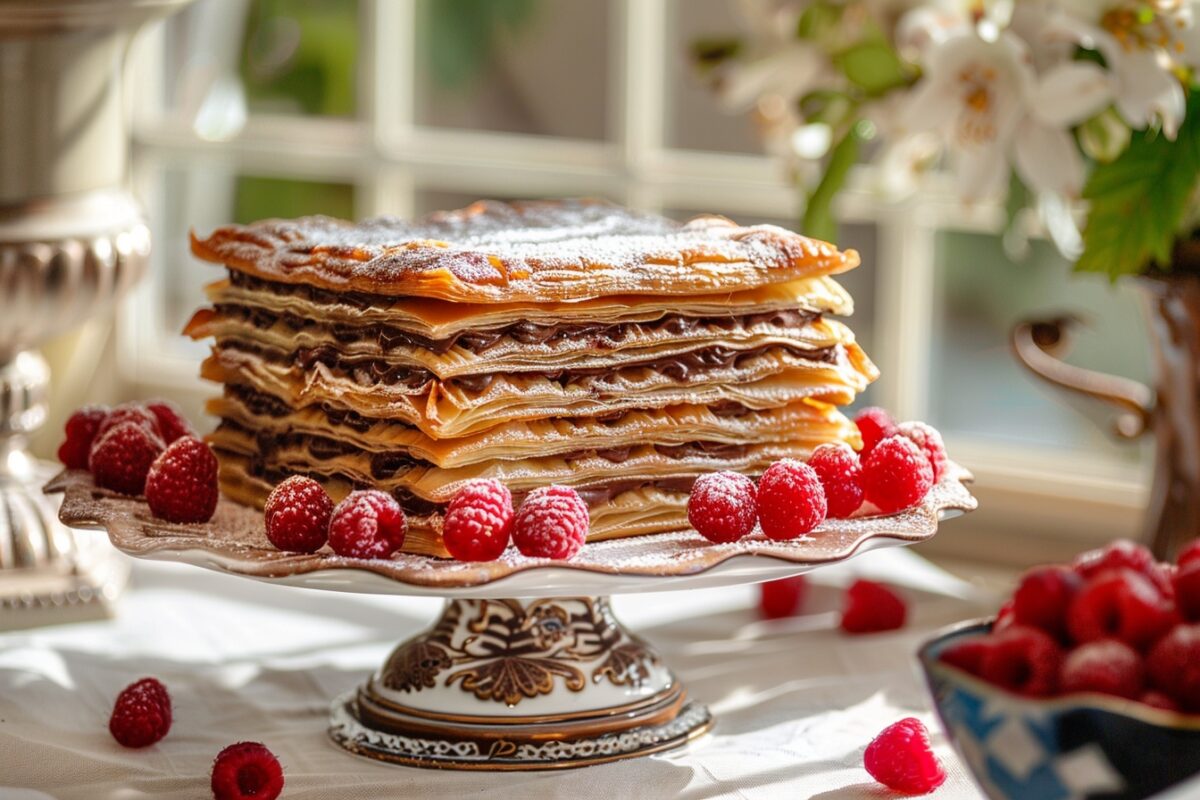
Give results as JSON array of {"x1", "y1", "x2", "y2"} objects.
[
  {"x1": 190, "y1": 199, "x2": 859, "y2": 303},
  {"x1": 45, "y1": 462, "x2": 975, "y2": 594}
]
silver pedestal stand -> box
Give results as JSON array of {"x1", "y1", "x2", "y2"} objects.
[{"x1": 0, "y1": 0, "x2": 194, "y2": 628}]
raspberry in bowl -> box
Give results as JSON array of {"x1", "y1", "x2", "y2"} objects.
[{"x1": 919, "y1": 540, "x2": 1200, "y2": 800}]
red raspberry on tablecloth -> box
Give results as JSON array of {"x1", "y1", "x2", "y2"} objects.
[
  {"x1": 841, "y1": 579, "x2": 907, "y2": 634},
  {"x1": 109, "y1": 677, "x2": 172, "y2": 748},
  {"x1": 896, "y1": 421, "x2": 948, "y2": 482},
  {"x1": 145, "y1": 437, "x2": 218, "y2": 523},
  {"x1": 513, "y1": 485, "x2": 589, "y2": 560},
  {"x1": 145, "y1": 399, "x2": 194, "y2": 444},
  {"x1": 264, "y1": 475, "x2": 333, "y2": 553},
  {"x1": 980, "y1": 625, "x2": 1063, "y2": 697},
  {"x1": 1067, "y1": 568, "x2": 1178, "y2": 650},
  {"x1": 863, "y1": 717, "x2": 946, "y2": 795},
  {"x1": 96, "y1": 402, "x2": 160, "y2": 439},
  {"x1": 211, "y1": 741, "x2": 284, "y2": 800},
  {"x1": 89, "y1": 420, "x2": 165, "y2": 495},
  {"x1": 1148, "y1": 624, "x2": 1200, "y2": 711},
  {"x1": 1012, "y1": 565, "x2": 1082, "y2": 638},
  {"x1": 1059, "y1": 639, "x2": 1145, "y2": 699},
  {"x1": 328, "y1": 490, "x2": 407, "y2": 559},
  {"x1": 758, "y1": 575, "x2": 807, "y2": 620},
  {"x1": 806, "y1": 443, "x2": 863, "y2": 518},
  {"x1": 853, "y1": 407, "x2": 896, "y2": 455},
  {"x1": 756, "y1": 458, "x2": 826, "y2": 540},
  {"x1": 687, "y1": 471, "x2": 757, "y2": 543},
  {"x1": 861, "y1": 435, "x2": 934, "y2": 514},
  {"x1": 443, "y1": 479, "x2": 515, "y2": 561},
  {"x1": 57, "y1": 405, "x2": 109, "y2": 469}
]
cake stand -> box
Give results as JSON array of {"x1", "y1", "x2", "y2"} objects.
[{"x1": 46, "y1": 465, "x2": 975, "y2": 771}]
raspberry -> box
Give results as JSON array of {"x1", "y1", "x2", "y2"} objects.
[
  {"x1": 1059, "y1": 639, "x2": 1145, "y2": 699},
  {"x1": 211, "y1": 741, "x2": 284, "y2": 800},
  {"x1": 328, "y1": 490, "x2": 406, "y2": 559},
  {"x1": 97, "y1": 402, "x2": 161, "y2": 439},
  {"x1": 1178, "y1": 540, "x2": 1200, "y2": 569},
  {"x1": 264, "y1": 475, "x2": 333, "y2": 553},
  {"x1": 756, "y1": 458, "x2": 826, "y2": 540},
  {"x1": 57, "y1": 405, "x2": 109, "y2": 469},
  {"x1": 1012, "y1": 565, "x2": 1082, "y2": 638},
  {"x1": 513, "y1": 485, "x2": 589, "y2": 560},
  {"x1": 1140, "y1": 690, "x2": 1180, "y2": 712},
  {"x1": 993, "y1": 600, "x2": 1017, "y2": 632},
  {"x1": 109, "y1": 677, "x2": 172, "y2": 748},
  {"x1": 1176, "y1": 562, "x2": 1200, "y2": 621},
  {"x1": 863, "y1": 717, "x2": 946, "y2": 795},
  {"x1": 854, "y1": 407, "x2": 896, "y2": 454},
  {"x1": 89, "y1": 421, "x2": 165, "y2": 495},
  {"x1": 1074, "y1": 540, "x2": 1170, "y2": 596},
  {"x1": 687, "y1": 471, "x2": 758, "y2": 543},
  {"x1": 146, "y1": 399, "x2": 194, "y2": 444},
  {"x1": 1067, "y1": 569, "x2": 1178, "y2": 650},
  {"x1": 145, "y1": 437, "x2": 219, "y2": 523},
  {"x1": 980, "y1": 625, "x2": 1063, "y2": 697},
  {"x1": 861, "y1": 436, "x2": 934, "y2": 514},
  {"x1": 1148, "y1": 624, "x2": 1200, "y2": 711},
  {"x1": 758, "y1": 575, "x2": 807, "y2": 619},
  {"x1": 443, "y1": 479, "x2": 515, "y2": 561},
  {"x1": 939, "y1": 637, "x2": 991, "y2": 677},
  {"x1": 896, "y1": 421, "x2": 948, "y2": 482},
  {"x1": 806, "y1": 443, "x2": 863, "y2": 518},
  {"x1": 841, "y1": 579, "x2": 907, "y2": 634}
]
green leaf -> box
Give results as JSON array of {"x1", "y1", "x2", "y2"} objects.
[
  {"x1": 802, "y1": 122, "x2": 863, "y2": 243},
  {"x1": 796, "y1": 2, "x2": 842, "y2": 40},
  {"x1": 834, "y1": 39, "x2": 909, "y2": 95},
  {"x1": 1076, "y1": 91, "x2": 1200, "y2": 279}
]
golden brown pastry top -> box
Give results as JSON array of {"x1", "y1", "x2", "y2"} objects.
[{"x1": 190, "y1": 199, "x2": 859, "y2": 304}]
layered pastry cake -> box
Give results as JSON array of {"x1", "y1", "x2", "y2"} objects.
[{"x1": 185, "y1": 199, "x2": 878, "y2": 556}]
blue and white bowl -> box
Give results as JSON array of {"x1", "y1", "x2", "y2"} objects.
[{"x1": 919, "y1": 620, "x2": 1200, "y2": 800}]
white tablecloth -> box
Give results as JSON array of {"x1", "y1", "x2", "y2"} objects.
[{"x1": 0, "y1": 548, "x2": 993, "y2": 799}]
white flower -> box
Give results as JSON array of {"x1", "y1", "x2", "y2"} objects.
[
  {"x1": 1044, "y1": 1, "x2": 1191, "y2": 136},
  {"x1": 900, "y1": 33, "x2": 1112, "y2": 200}
]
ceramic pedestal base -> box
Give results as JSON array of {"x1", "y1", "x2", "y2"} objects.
[{"x1": 328, "y1": 596, "x2": 712, "y2": 770}]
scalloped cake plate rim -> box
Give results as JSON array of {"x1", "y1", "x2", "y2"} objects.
[{"x1": 45, "y1": 463, "x2": 975, "y2": 598}]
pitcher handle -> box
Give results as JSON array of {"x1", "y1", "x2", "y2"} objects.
[{"x1": 1011, "y1": 316, "x2": 1154, "y2": 440}]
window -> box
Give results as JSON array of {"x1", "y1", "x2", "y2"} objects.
[{"x1": 124, "y1": 0, "x2": 1152, "y2": 564}]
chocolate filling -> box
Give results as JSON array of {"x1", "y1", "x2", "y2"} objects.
[
  {"x1": 215, "y1": 419, "x2": 751, "y2": 481},
  {"x1": 224, "y1": 383, "x2": 762, "y2": 437},
  {"x1": 212, "y1": 300, "x2": 820, "y2": 356},
  {"x1": 217, "y1": 337, "x2": 839, "y2": 393}
]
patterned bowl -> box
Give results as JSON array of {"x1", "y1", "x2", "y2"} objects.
[{"x1": 918, "y1": 620, "x2": 1200, "y2": 800}]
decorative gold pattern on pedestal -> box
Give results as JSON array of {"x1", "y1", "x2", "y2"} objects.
[
  {"x1": 383, "y1": 598, "x2": 632, "y2": 705},
  {"x1": 333, "y1": 596, "x2": 712, "y2": 770}
]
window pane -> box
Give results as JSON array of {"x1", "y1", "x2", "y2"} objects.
[
  {"x1": 413, "y1": 0, "x2": 611, "y2": 140},
  {"x1": 163, "y1": 0, "x2": 359, "y2": 122},
  {"x1": 929, "y1": 231, "x2": 1152, "y2": 468},
  {"x1": 665, "y1": 0, "x2": 766, "y2": 154}
]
